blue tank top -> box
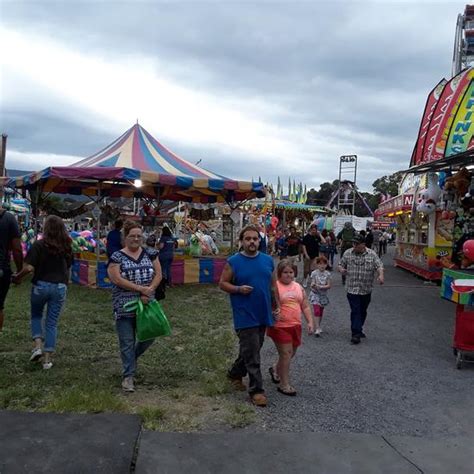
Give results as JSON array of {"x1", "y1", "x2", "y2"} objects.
[{"x1": 228, "y1": 252, "x2": 275, "y2": 330}]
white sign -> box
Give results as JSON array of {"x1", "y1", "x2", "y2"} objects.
[{"x1": 91, "y1": 206, "x2": 101, "y2": 219}]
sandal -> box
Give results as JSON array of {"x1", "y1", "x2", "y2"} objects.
[
  {"x1": 268, "y1": 367, "x2": 280, "y2": 384},
  {"x1": 277, "y1": 386, "x2": 297, "y2": 396}
]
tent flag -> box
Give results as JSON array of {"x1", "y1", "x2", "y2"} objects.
[
  {"x1": 411, "y1": 78, "x2": 448, "y2": 167},
  {"x1": 410, "y1": 67, "x2": 474, "y2": 166},
  {"x1": 431, "y1": 68, "x2": 474, "y2": 161},
  {"x1": 445, "y1": 79, "x2": 474, "y2": 156}
]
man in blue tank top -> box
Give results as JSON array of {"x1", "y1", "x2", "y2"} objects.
[{"x1": 219, "y1": 225, "x2": 280, "y2": 407}]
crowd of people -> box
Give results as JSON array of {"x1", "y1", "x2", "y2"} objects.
[{"x1": 1, "y1": 197, "x2": 385, "y2": 403}]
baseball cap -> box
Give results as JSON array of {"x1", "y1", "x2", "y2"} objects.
[{"x1": 352, "y1": 233, "x2": 366, "y2": 244}]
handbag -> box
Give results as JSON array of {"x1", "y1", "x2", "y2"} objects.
[
  {"x1": 123, "y1": 298, "x2": 171, "y2": 341},
  {"x1": 154, "y1": 278, "x2": 166, "y2": 301}
]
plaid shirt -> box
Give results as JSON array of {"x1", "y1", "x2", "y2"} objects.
[{"x1": 339, "y1": 248, "x2": 383, "y2": 295}]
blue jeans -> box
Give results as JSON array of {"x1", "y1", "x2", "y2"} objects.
[
  {"x1": 115, "y1": 317, "x2": 154, "y2": 378},
  {"x1": 159, "y1": 256, "x2": 173, "y2": 285},
  {"x1": 31, "y1": 281, "x2": 67, "y2": 352},
  {"x1": 347, "y1": 293, "x2": 372, "y2": 336}
]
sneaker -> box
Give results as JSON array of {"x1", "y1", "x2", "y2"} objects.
[
  {"x1": 315, "y1": 328, "x2": 322, "y2": 337},
  {"x1": 351, "y1": 335, "x2": 361, "y2": 345},
  {"x1": 228, "y1": 377, "x2": 246, "y2": 391},
  {"x1": 122, "y1": 376, "x2": 135, "y2": 392},
  {"x1": 42, "y1": 362, "x2": 53, "y2": 370},
  {"x1": 30, "y1": 348, "x2": 43, "y2": 362},
  {"x1": 250, "y1": 393, "x2": 267, "y2": 407}
]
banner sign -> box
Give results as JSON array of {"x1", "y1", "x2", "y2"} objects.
[
  {"x1": 445, "y1": 79, "x2": 474, "y2": 156},
  {"x1": 412, "y1": 79, "x2": 447, "y2": 166}
]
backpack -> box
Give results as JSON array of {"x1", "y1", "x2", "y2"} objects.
[{"x1": 341, "y1": 227, "x2": 355, "y2": 242}]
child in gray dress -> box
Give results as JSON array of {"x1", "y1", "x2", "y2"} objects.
[{"x1": 309, "y1": 256, "x2": 331, "y2": 337}]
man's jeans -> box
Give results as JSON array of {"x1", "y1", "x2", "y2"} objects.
[
  {"x1": 115, "y1": 317, "x2": 154, "y2": 378},
  {"x1": 228, "y1": 326, "x2": 266, "y2": 395},
  {"x1": 31, "y1": 281, "x2": 67, "y2": 352},
  {"x1": 347, "y1": 293, "x2": 372, "y2": 336}
]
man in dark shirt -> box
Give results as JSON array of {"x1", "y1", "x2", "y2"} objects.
[
  {"x1": 285, "y1": 226, "x2": 302, "y2": 278},
  {"x1": 106, "y1": 219, "x2": 123, "y2": 258},
  {"x1": 0, "y1": 199, "x2": 23, "y2": 331},
  {"x1": 302, "y1": 225, "x2": 322, "y2": 287}
]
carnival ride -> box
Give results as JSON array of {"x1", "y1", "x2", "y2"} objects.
[
  {"x1": 326, "y1": 155, "x2": 374, "y2": 216},
  {"x1": 452, "y1": 5, "x2": 474, "y2": 76}
]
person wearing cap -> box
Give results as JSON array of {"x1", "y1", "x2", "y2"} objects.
[{"x1": 338, "y1": 233, "x2": 384, "y2": 345}]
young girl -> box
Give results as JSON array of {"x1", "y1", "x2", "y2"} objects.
[
  {"x1": 309, "y1": 256, "x2": 331, "y2": 337},
  {"x1": 267, "y1": 259, "x2": 314, "y2": 396},
  {"x1": 13, "y1": 215, "x2": 73, "y2": 369}
]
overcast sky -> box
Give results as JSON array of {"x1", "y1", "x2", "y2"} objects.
[{"x1": 0, "y1": 0, "x2": 466, "y2": 192}]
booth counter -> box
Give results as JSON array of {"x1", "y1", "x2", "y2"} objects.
[{"x1": 71, "y1": 253, "x2": 227, "y2": 289}]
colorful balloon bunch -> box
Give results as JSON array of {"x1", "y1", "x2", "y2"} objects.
[{"x1": 70, "y1": 230, "x2": 104, "y2": 253}]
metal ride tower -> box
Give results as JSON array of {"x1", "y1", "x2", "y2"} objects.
[
  {"x1": 452, "y1": 5, "x2": 474, "y2": 76},
  {"x1": 326, "y1": 154, "x2": 374, "y2": 216},
  {"x1": 337, "y1": 154, "x2": 357, "y2": 214}
]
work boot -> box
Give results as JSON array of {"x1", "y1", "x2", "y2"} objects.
[
  {"x1": 251, "y1": 393, "x2": 267, "y2": 407},
  {"x1": 228, "y1": 377, "x2": 246, "y2": 391}
]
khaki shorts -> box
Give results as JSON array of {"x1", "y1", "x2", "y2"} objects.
[
  {"x1": 303, "y1": 257, "x2": 317, "y2": 274},
  {"x1": 286, "y1": 255, "x2": 299, "y2": 268}
]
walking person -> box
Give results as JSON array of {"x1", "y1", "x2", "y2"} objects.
[
  {"x1": 365, "y1": 229, "x2": 374, "y2": 250},
  {"x1": 319, "y1": 229, "x2": 333, "y2": 269},
  {"x1": 276, "y1": 228, "x2": 290, "y2": 260},
  {"x1": 267, "y1": 259, "x2": 313, "y2": 396},
  {"x1": 372, "y1": 228, "x2": 382, "y2": 257},
  {"x1": 338, "y1": 234, "x2": 384, "y2": 345},
  {"x1": 219, "y1": 225, "x2": 280, "y2": 407},
  {"x1": 337, "y1": 221, "x2": 355, "y2": 284},
  {"x1": 13, "y1": 216, "x2": 72, "y2": 369},
  {"x1": 107, "y1": 221, "x2": 162, "y2": 392},
  {"x1": 327, "y1": 230, "x2": 337, "y2": 269},
  {"x1": 0, "y1": 199, "x2": 23, "y2": 331},
  {"x1": 309, "y1": 256, "x2": 331, "y2": 337},
  {"x1": 302, "y1": 224, "x2": 322, "y2": 287},
  {"x1": 285, "y1": 226, "x2": 302, "y2": 278},
  {"x1": 158, "y1": 226, "x2": 176, "y2": 287},
  {"x1": 106, "y1": 219, "x2": 123, "y2": 259}
]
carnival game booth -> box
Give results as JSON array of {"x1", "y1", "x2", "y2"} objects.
[
  {"x1": 9, "y1": 123, "x2": 266, "y2": 288},
  {"x1": 382, "y1": 67, "x2": 474, "y2": 280}
]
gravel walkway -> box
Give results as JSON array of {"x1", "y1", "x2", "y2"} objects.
[{"x1": 251, "y1": 248, "x2": 474, "y2": 436}]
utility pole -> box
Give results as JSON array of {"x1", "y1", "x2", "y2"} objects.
[{"x1": 0, "y1": 134, "x2": 7, "y2": 177}]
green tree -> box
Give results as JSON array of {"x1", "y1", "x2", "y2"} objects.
[{"x1": 372, "y1": 172, "x2": 402, "y2": 197}]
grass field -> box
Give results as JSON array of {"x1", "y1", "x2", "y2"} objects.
[{"x1": 0, "y1": 281, "x2": 256, "y2": 431}]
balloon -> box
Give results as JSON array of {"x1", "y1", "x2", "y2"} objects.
[
  {"x1": 270, "y1": 216, "x2": 279, "y2": 229},
  {"x1": 463, "y1": 240, "x2": 474, "y2": 261},
  {"x1": 80, "y1": 230, "x2": 92, "y2": 239}
]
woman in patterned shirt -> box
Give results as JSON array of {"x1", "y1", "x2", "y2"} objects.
[{"x1": 107, "y1": 221, "x2": 162, "y2": 392}]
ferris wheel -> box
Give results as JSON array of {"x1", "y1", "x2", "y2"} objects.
[{"x1": 452, "y1": 5, "x2": 474, "y2": 77}]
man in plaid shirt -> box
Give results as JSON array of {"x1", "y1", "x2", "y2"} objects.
[{"x1": 338, "y1": 234, "x2": 384, "y2": 344}]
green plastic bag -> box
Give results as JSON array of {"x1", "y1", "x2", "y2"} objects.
[{"x1": 123, "y1": 299, "x2": 171, "y2": 342}]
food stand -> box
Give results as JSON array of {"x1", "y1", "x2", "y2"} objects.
[{"x1": 375, "y1": 67, "x2": 474, "y2": 280}]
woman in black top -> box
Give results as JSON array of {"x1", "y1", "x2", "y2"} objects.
[{"x1": 14, "y1": 215, "x2": 73, "y2": 370}]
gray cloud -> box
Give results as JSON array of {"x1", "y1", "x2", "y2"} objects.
[{"x1": 1, "y1": 1, "x2": 467, "y2": 192}]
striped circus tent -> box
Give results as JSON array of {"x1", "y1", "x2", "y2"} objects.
[{"x1": 10, "y1": 124, "x2": 266, "y2": 203}]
